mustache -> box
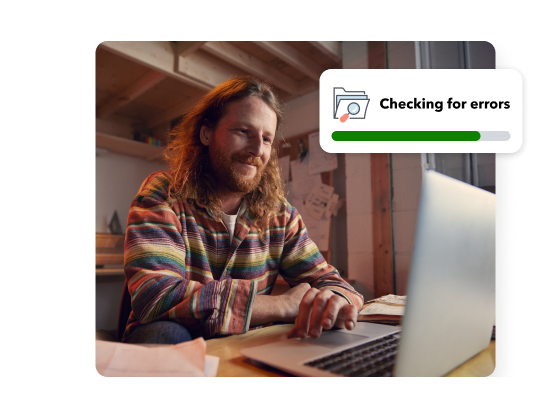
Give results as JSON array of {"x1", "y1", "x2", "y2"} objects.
[{"x1": 232, "y1": 154, "x2": 262, "y2": 167}]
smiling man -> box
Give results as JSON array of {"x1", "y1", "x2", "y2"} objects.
[{"x1": 122, "y1": 76, "x2": 364, "y2": 344}]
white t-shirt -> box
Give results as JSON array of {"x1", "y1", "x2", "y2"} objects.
[{"x1": 221, "y1": 201, "x2": 247, "y2": 243}]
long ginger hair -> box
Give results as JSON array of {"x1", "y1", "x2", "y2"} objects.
[{"x1": 164, "y1": 76, "x2": 287, "y2": 241}]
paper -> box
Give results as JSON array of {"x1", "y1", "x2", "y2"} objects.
[
  {"x1": 307, "y1": 132, "x2": 338, "y2": 175},
  {"x1": 325, "y1": 193, "x2": 340, "y2": 218},
  {"x1": 305, "y1": 184, "x2": 334, "y2": 220},
  {"x1": 359, "y1": 303, "x2": 405, "y2": 316},
  {"x1": 359, "y1": 295, "x2": 407, "y2": 316},
  {"x1": 290, "y1": 155, "x2": 322, "y2": 202},
  {"x1": 288, "y1": 154, "x2": 332, "y2": 251},
  {"x1": 296, "y1": 198, "x2": 331, "y2": 252},
  {"x1": 96, "y1": 338, "x2": 219, "y2": 377},
  {"x1": 375, "y1": 294, "x2": 407, "y2": 305},
  {"x1": 204, "y1": 355, "x2": 219, "y2": 377}
]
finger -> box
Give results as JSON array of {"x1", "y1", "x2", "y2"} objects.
[
  {"x1": 287, "y1": 318, "x2": 300, "y2": 339},
  {"x1": 287, "y1": 326, "x2": 298, "y2": 339},
  {"x1": 335, "y1": 304, "x2": 358, "y2": 330},
  {"x1": 310, "y1": 290, "x2": 344, "y2": 338},
  {"x1": 320, "y1": 294, "x2": 346, "y2": 330},
  {"x1": 294, "y1": 288, "x2": 319, "y2": 339},
  {"x1": 308, "y1": 290, "x2": 335, "y2": 338},
  {"x1": 344, "y1": 304, "x2": 358, "y2": 329}
]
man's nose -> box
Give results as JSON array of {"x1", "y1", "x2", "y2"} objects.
[{"x1": 247, "y1": 134, "x2": 263, "y2": 157}]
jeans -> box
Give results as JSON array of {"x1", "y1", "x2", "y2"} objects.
[{"x1": 125, "y1": 321, "x2": 193, "y2": 344}]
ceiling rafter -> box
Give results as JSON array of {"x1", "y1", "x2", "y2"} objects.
[
  {"x1": 97, "y1": 41, "x2": 338, "y2": 134},
  {"x1": 253, "y1": 41, "x2": 325, "y2": 80},
  {"x1": 97, "y1": 70, "x2": 166, "y2": 119},
  {"x1": 174, "y1": 49, "x2": 244, "y2": 88},
  {"x1": 201, "y1": 41, "x2": 298, "y2": 94},
  {"x1": 307, "y1": 41, "x2": 342, "y2": 65},
  {"x1": 99, "y1": 41, "x2": 212, "y2": 91},
  {"x1": 172, "y1": 41, "x2": 206, "y2": 57},
  {"x1": 146, "y1": 95, "x2": 200, "y2": 129}
]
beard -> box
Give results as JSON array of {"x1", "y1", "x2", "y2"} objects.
[{"x1": 209, "y1": 148, "x2": 265, "y2": 194}]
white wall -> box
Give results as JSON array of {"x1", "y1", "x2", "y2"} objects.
[
  {"x1": 96, "y1": 151, "x2": 167, "y2": 332},
  {"x1": 96, "y1": 151, "x2": 167, "y2": 232},
  {"x1": 282, "y1": 89, "x2": 319, "y2": 139}
]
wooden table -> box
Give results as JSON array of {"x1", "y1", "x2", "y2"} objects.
[{"x1": 205, "y1": 324, "x2": 496, "y2": 377}]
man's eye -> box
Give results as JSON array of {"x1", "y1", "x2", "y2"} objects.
[{"x1": 240, "y1": 129, "x2": 248, "y2": 134}]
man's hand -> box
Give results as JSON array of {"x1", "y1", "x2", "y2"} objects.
[
  {"x1": 287, "y1": 287, "x2": 358, "y2": 339},
  {"x1": 278, "y1": 283, "x2": 312, "y2": 322},
  {"x1": 250, "y1": 283, "x2": 311, "y2": 327}
]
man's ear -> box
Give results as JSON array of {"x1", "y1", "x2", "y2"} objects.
[{"x1": 200, "y1": 125, "x2": 211, "y2": 146}]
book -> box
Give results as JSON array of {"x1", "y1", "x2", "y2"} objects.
[{"x1": 358, "y1": 294, "x2": 406, "y2": 326}]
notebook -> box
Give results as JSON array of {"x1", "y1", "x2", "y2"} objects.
[{"x1": 240, "y1": 170, "x2": 495, "y2": 377}]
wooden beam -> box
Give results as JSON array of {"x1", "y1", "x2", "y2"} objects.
[
  {"x1": 175, "y1": 49, "x2": 243, "y2": 89},
  {"x1": 150, "y1": 45, "x2": 319, "y2": 128},
  {"x1": 172, "y1": 41, "x2": 206, "y2": 57},
  {"x1": 308, "y1": 41, "x2": 342, "y2": 65},
  {"x1": 99, "y1": 41, "x2": 211, "y2": 91},
  {"x1": 97, "y1": 70, "x2": 166, "y2": 119},
  {"x1": 146, "y1": 95, "x2": 200, "y2": 129},
  {"x1": 364, "y1": 38, "x2": 386, "y2": 224},
  {"x1": 371, "y1": 153, "x2": 395, "y2": 297},
  {"x1": 368, "y1": 41, "x2": 387, "y2": 69},
  {"x1": 297, "y1": 78, "x2": 319, "y2": 96},
  {"x1": 253, "y1": 41, "x2": 325, "y2": 81},
  {"x1": 201, "y1": 41, "x2": 298, "y2": 94}
]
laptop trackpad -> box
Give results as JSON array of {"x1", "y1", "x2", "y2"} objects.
[{"x1": 297, "y1": 331, "x2": 368, "y2": 348}]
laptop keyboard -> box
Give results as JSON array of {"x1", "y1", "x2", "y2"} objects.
[{"x1": 304, "y1": 332, "x2": 401, "y2": 377}]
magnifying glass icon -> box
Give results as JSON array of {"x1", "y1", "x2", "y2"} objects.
[{"x1": 340, "y1": 102, "x2": 361, "y2": 122}]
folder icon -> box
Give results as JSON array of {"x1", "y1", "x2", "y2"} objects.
[{"x1": 333, "y1": 87, "x2": 370, "y2": 120}]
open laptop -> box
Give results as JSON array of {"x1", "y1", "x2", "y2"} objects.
[{"x1": 241, "y1": 170, "x2": 495, "y2": 377}]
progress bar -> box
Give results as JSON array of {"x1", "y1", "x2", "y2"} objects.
[{"x1": 331, "y1": 131, "x2": 510, "y2": 141}]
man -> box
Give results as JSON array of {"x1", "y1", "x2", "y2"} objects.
[{"x1": 123, "y1": 76, "x2": 364, "y2": 344}]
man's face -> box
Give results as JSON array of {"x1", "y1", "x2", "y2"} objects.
[{"x1": 201, "y1": 96, "x2": 277, "y2": 194}]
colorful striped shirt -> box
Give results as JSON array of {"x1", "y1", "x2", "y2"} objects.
[{"x1": 122, "y1": 171, "x2": 364, "y2": 340}]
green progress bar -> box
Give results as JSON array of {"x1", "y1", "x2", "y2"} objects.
[{"x1": 332, "y1": 131, "x2": 481, "y2": 141}]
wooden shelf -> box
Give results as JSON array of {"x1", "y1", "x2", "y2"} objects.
[
  {"x1": 96, "y1": 132, "x2": 165, "y2": 162},
  {"x1": 96, "y1": 268, "x2": 124, "y2": 276}
]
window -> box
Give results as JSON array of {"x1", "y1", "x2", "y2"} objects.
[{"x1": 422, "y1": 153, "x2": 495, "y2": 193}]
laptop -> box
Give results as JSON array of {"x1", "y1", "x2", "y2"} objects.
[{"x1": 240, "y1": 170, "x2": 495, "y2": 377}]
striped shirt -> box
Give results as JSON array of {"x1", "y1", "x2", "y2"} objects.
[{"x1": 122, "y1": 171, "x2": 364, "y2": 340}]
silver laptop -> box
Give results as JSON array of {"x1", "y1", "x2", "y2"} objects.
[{"x1": 241, "y1": 170, "x2": 495, "y2": 377}]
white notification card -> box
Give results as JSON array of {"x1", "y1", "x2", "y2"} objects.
[{"x1": 319, "y1": 69, "x2": 522, "y2": 153}]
